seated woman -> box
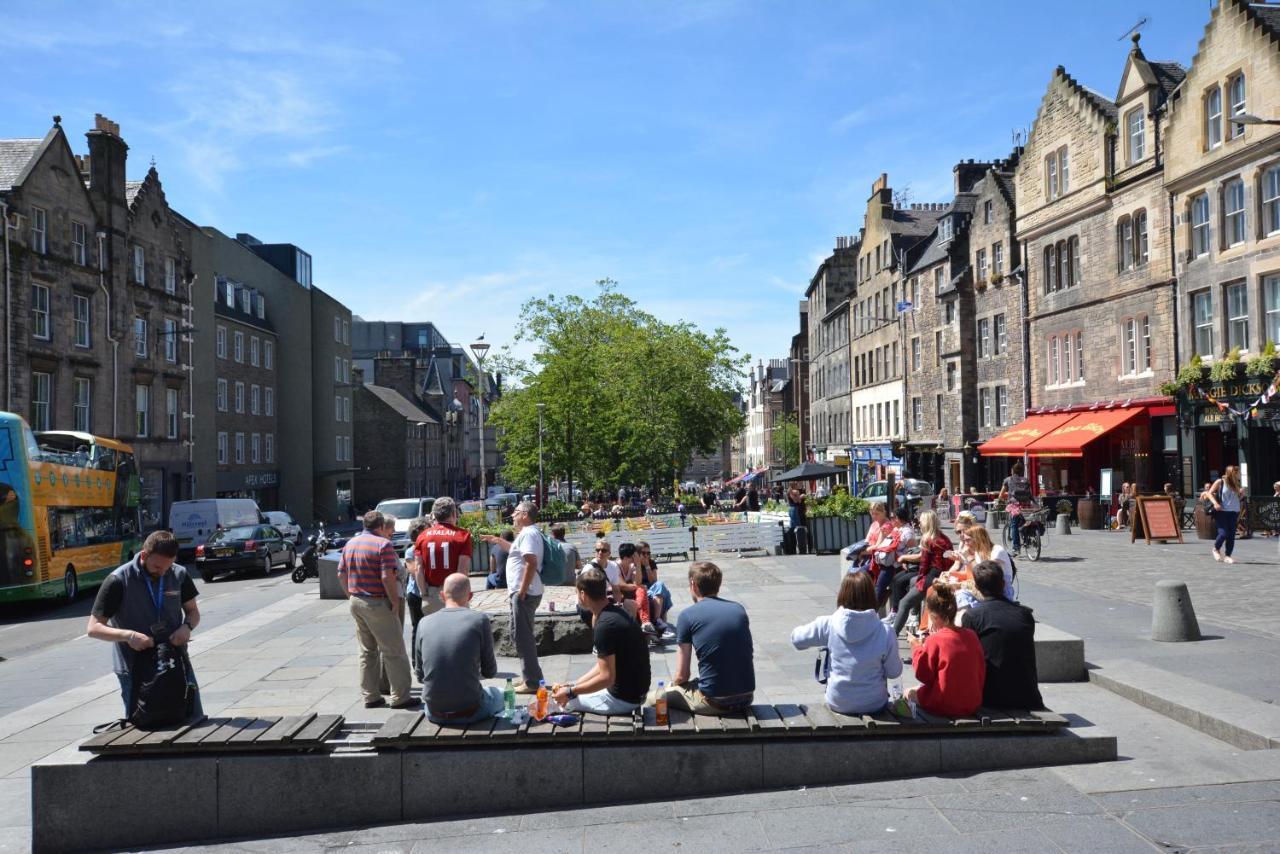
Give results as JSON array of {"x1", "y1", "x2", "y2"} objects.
[
  {"x1": 892, "y1": 510, "x2": 952, "y2": 637},
  {"x1": 871, "y1": 506, "x2": 915, "y2": 608},
  {"x1": 907, "y1": 582, "x2": 986, "y2": 718},
  {"x1": 961, "y1": 526, "x2": 1015, "y2": 601},
  {"x1": 841, "y1": 501, "x2": 888, "y2": 568},
  {"x1": 790, "y1": 571, "x2": 902, "y2": 716}
]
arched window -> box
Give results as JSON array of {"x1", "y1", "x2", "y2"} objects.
[
  {"x1": 1229, "y1": 73, "x2": 1246, "y2": 139},
  {"x1": 1117, "y1": 216, "x2": 1134, "y2": 272},
  {"x1": 1134, "y1": 210, "x2": 1148, "y2": 266}
]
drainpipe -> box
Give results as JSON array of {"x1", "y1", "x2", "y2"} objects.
[
  {"x1": 1, "y1": 200, "x2": 11, "y2": 412},
  {"x1": 96, "y1": 231, "x2": 120, "y2": 437},
  {"x1": 1167, "y1": 191, "x2": 1181, "y2": 370},
  {"x1": 1018, "y1": 240, "x2": 1031, "y2": 416}
]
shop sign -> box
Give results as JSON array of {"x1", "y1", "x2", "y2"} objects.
[
  {"x1": 244, "y1": 471, "x2": 279, "y2": 488},
  {"x1": 833, "y1": 455, "x2": 850, "y2": 467},
  {"x1": 1198, "y1": 408, "x2": 1231, "y2": 426},
  {"x1": 1202, "y1": 380, "x2": 1267, "y2": 400}
]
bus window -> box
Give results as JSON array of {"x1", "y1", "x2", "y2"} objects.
[
  {"x1": 0, "y1": 484, "x2": 20, "y2": 531},
  {"x1": 95, "y1": 447, "x2": 116, "y2": 471}
]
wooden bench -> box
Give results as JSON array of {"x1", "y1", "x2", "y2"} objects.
[{"x1": 79, "y1": 712, "x2": 343, "y2": 756}]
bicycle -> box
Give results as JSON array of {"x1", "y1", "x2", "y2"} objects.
[{"x1": 1003, "y1": 506, "x2": 1049, "y2": 561}]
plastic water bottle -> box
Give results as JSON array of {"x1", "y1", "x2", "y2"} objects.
[
  {"x1": 536, "y1": 679, "x2": 548, "y2": 720},
  {"x1": 654, "y1": 681, "x2": 669, "y2": 725},
  {"x1": 889, "y1": 676, "x2": 910, "y2": 717},
  {"x1": 503, "y1": 678, "x2": 515, "y2": 719}
]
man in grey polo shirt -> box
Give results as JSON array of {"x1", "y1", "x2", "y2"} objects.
[{"x1": 416, "y1": 573, "x2": 503, "y2": 724}]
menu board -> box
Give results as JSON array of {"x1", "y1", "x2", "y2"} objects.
[{"x1": 1132, "y1": 495, "x2": 1183, "y2": 545}]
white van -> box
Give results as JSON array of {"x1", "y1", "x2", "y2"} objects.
[
  {"x1": 373, "y1": 497, "x2": 436, "y2": 553},
  {"x1": 170, "y1": 499, "x2": 263, "y2": 558}
]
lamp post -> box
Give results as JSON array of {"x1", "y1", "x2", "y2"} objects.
[
  {"x1": 470, "y1": 335, "x2": 491, "y2": 501},
  {"x1": 536, "y1": 402, "x2": 545, "y2": 508}
]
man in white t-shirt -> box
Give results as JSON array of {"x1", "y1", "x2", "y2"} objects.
[{"x1": 482, "y1": 501, "x2": 543, "y2": 694}]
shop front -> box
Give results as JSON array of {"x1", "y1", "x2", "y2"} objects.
[
  {"x1": 1176, "y1": 376, "x2": 1280, "y2": 499},
  {"x1": 216, "y1": 469, "x2": 281, "y2": 511},
  {"x1": 902, "y1": 442, "x2": 944, "y2": 493},
  {"x1": 851, "y1": 444, "x2": 902, "y2": 495}
]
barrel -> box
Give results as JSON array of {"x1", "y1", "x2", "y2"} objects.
[
  {"x1": 1076, "y1": 497, "x2": 1101, "y2": 530},
  {"x1": 1194, "y1": 505, "x2": 1216, "y2": 540}
]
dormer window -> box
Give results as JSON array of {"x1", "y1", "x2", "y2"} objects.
[
  {"x1": 1126, "y1": 107, "x2": 1145, "y2": 164},
  {"x1": 224, "y1": 280, "x2": 235, "y2": 307},
  {"x1": 939, "y1": 217, "x2": 953, "y2": 242}
]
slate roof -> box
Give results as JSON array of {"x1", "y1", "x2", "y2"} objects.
[
  {"x1": 363, "y1": 384, "x2": 438, "y2": 424},
  {"x1": 994, "y1": 173, "x2": 1016, "y2": 207},
  {"x1": 1247, "y1": 2, "x2": 1280, "y2": 38},
  {"x1": 1149, "y1": 61, "x2": 1188, "y2": 106},
  {"x1": 0, "y1": 139, "x2": 42, "y2": 191}
]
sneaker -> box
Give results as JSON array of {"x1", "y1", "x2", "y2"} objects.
[
  {"x1": 513, "y1": 683, "x2": 538, "y2": 695},
  {"x1": 389, "y1": 697, "x2": 422, "y2": 710},
  {"x1": 881, "y1": 611, "x2": 896, "y2": 626},
  {"x1": 1223, "y1": 556, "x2": 1235, "y2": 565},
  {"x1": 641, "y1": 622, "x2": 657, "y2": 636},
  {"x1": 1212, "y1": 548, "x2": 1223, "y2": 562},
  {"x1": 363, "y1": 698, "x2": 387, "y2": 709}
]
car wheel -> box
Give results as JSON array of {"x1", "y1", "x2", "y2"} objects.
[
  {"x1": 286, "y1": 546, "x2": 296, "y2": 568},
  {"x1": 261, "y1": 552, "x2": 272, "y2": 575},
  {"x1": 64, "y1": 567, "x2": 78, "y2": 600},
  {"x1": 203, "y1": 568, "x2": 220, "y2": 583}
]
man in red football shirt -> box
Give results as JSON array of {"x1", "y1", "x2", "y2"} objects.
[{"x1": 412, "y1": 498, "x2": 473, "y2": 676}]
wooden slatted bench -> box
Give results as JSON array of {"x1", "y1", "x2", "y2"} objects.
[{"x1": 79, "y1": 713, "x2": 343, "y2": 756}]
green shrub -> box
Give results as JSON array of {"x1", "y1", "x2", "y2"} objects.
[
  {"x1": 1176, "y1": 354, "x2": 1205, "y2": 389},
  {"x1": 1246, "y1": 341, "x2": 1278, "y2": 378},
  {"x1": 1209, "y1": 348, "x2": 1241, "y2": 382},
  {"x1": 806, "y1": 492, "x2": 870, "y2": 519}
]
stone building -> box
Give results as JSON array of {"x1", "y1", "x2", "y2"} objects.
[
  {"x1": 740, "y1": 359, "x2": 791, "y2": 479},
  {"x1": 805, "y1": 238, "x2": 857, "y2": 474},
  {"x1": 352, "y1": 378, "x2": 439, "y2": 512},
  {"x1": 849, "y1": 175, "x2": 946, "y2": 491},
  {"x1": 996, "y1": 43, "x2": 1186, "y2": 496},
  {"x1": 1164, "y1": 0, "x2": 1280, "y2": 495},
  {"x1": 0, "y1": 115, "x2": 194, "y2": 531},
  {"x1": 790, "y1": 300, "x2": 810, "y2": 456}
]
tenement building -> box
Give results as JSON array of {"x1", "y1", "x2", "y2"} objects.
[
  {"x1": 0, "y1": 115, "x2": 194, "y2": 531},
  {"x1": 1164, "y1": 0, "x2": 1280, "y2": 494},
  {"x1": 988, "y1": 43, "x2": 1186, "y2": 496},
  {"x1": 740, "y1": 358, "x2": 791, "y2": 479},
  {"x1": 804, "y1": 240, "x2": 857, "y2": 473},
  {"x1": 790, "y1": 299, "x2": 811, "y2": 455}
]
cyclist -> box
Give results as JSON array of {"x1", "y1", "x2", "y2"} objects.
[{"x1": 998, "y1": 462, "x2": 1036, "y2": 558}]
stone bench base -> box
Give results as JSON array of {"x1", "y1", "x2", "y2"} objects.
[{"x1": 35, "y1": 727, "x2": 1115, "y2": 851}]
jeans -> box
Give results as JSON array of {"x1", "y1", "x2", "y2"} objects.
[
  {"x1": 426, "y1": 685, "x2": 505, "y2": 725},
  {"x1": 893, "y1": 584, "x2": 924, "y2": 636},
  {"x1": 648, "y1": 581, "x2": 672, "y2": 617},
  {"x1": 1214, "y1": 510, "x2": 1239, "y2": 556},
  {"x1": 566, "y1": 688, "x2": 640, "y2": 716},
  {"x1": 891, "y1": 570, "x2": 916, "y2": 614},
  {"x1": 1009, "y1": 512, "x2": 1022, "y2": 552},
  {"x1": 117, "y1": 669, "x2": 203, "y2": 718},
  {"x1": 841, "y1": 540, "x2": 868, "y2": 564},
  {"x1": 875, "y1": 562, "x2": 902, "y2": 602},
  {"x1": 509, "y1": 592, "x2": 544, "y2": 689}
]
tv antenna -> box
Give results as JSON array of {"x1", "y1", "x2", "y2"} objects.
[{"x1": 1119, "y1": 16, "x2": 1149, "y2": 41}]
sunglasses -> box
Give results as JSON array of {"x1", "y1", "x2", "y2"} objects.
[{"x1": 595, "y1": 548, "x2": 609, "y2": 553}]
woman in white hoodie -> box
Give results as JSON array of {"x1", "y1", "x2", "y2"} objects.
[{"x1": 791, "y1": 570, "x2": 903, "y2": 715}]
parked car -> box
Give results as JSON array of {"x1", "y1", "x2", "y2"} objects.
[
  {"x1": 374, "y1": 497, "x2": 437, "y2": 554},
  {"x1": 484, "y1": 492, "x2": 520, "y2": 512},
  {"x1": 169, "y1": 498, "x2": 263, "y2": 560},
  {"x1": 859, "y1": 479, "x2": 935, "y2": 511},
  {"x1": 263, "y1": 511, "x2": 302, "y2": 544},
  {"x1": 196, "y1": 524, "x2": 296, "y2": 582}
]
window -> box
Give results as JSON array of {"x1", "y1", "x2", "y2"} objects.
[
  {"x1": 265, "y1": 434, "x2": 274, "y2": 463},
  {"x1": 224, "y1": 281, "x2": 235, "y2": 307},
  {"x1": 256, "y1": 294, "x2": 264, "y2": 320},
  {"x1": 1224, "y1": 179, "x2": 1246, "y2": 246},
  {"x1": 166, "y1": 388, "x2": 179, "y2": 439},
  {"x1": 1229, "y1": 73, "x2": 1246, "y2": 139},
  {"x1": 335, "y1": 396, "x2": 343, "y2": 421},
  {"x1": 334, "y1": 316, "x2": 342, "y2": 342},
  {"x1": 31, "y1": 372, "x2": 51, "y2": 430},
  {"x1": 165, "y1": 257, "x2": 176, "y2": 294},
  {"x1": 72, "y1": 221, "x2": 87, "y2": 265},
  {"x1": 1074, "y1": 332, "x2": 1084, "y2": 381},
  {"x1": 264, "y1": 340, "x2": 274, "y2": 370},
  {"x1": 132, "y1": 245, "x2": 145, "y2": 284},
  {"x1": 977, "y1": 318, "x2": 990, "y2": 358},
  {"x1": 935, "y1": 395, "x2": 943, "y2": 430},
  {"x1": 30, "y1": 284, "x2": 50, "y2": 340},
  {"x1": 134, "y1": 316, "x2": 147, "y2": 357},
  {"x1": 1069, "y1": 236, "x2": 1080, "y2": 286},
  {"x1": 1206, "y1": 85, "x2": 1223, "y2": 149},
  {"x1": 216, "y1": 378, "x2": 227, "y2": 412},
  {"x1": 1192, "y1": 194, "x2": 1211, "y2": 257},
  {"x1": 1123, "y1": 318, "x2": 1138, "y2": 375},
  {"x1": 979, "y1": 387, "x2": 991, "y2": 427},
  {"x1": 163, "y1": 318, "x2": 177, "y2": 362},
  {"x1": 234, "y1": 381, "x2": 244, "y2": 414},
  {"x1": 944, "y1": 300, "x2": 955, "y2": 324},
  {"x1": 239, "y1": 289, "x2": 250, "y2": 314},
  {"x1": 250, "y1": 337, "x2": 260, "y2": 367},
  {"x1": 939, "y1": 218, "x2": 953, "y2": 242},
  {"x1": 1118, "y1": 217, "x2": 1135, "y2": 272},
  {"x1": 933, "y1": 267, "x2": 944, "y2": 294},
  {"x1": 946, "y1": 362, "x2": 956, "y2": 391},
  {"x1": 235, "y1": 433, "x2": 245, "y2": 465},
  {"x1": 336, "y1": 435, "x2": 343, "y2": 461},
  {"x1": 135, "y1": 384, "x2": 149, "y2": 437},
  {"x1": 1135, "y1": 210, "x2": 1149, "y2": 266},
  {"x1": 343, "y1": 359, "x2": 350, "y2": 383},
  {"x1": 334, "y1": 356, "x2": 341, "y2": 382},
  {"x1": 296, "y1": 250, "x2": 312, "y2": 287},
  {"x1": 994, "y1": 313, "x2": 1008, "y2": 355},
  {"x1": 912, "y1": 397, "x2": 922, "y2": 431},
  {"x1": 342, "y1": 320, "x2": 349, "y2": 344},
  {"x1": 1266, "y1": 275, "x2": 1280, "y2": 346},
  {"x1": 1126, "y1": 107, "x2": 1145, "y2": 164},
  {"x1": 250, "y1": 384, "x2": 260, "y2": 416},
  {"x1": 893, "y1": 400, "x2": 900, "y2": 436},
  {"x1": 934, "y1": 331, "x2": 942, "y2": 366},
  {"x1": 265, "y1": 387, "x2": 274, "y2": 416},
  {"x1": 1043, "y1": 243, "x2": 1057, "y2": 293},
  {"x1": 992, "y1": 242, "x2": 1004, "y2": 275},
  {"x1": 344, "y1": 396, "x2": 351, "y2": 422},
  {"x1": 30, "y1": 207, "x2": 46, "y2": 254},
  {"x1": 217, "y1": 432, "x2": 228, "y2": 465},
  {"x1": 74, "y1": 378, "x2": 91, "y2": 432},
  {"x1": 1059, "y1": 148, "x2": 1070, "y2": 194},
  {"x1": 1264, "y1": 166, "x2": 1280, "y2": 235},
  {"x1": 216, "y1": 325, "x2": 227, "y2": 359},
  {"x1": 995, "y1": 386, "x2": 1009, "y2": 427},
  {"x1": 976, "y1": 248, "x2": 988, "y2": 281},
  {"x1": 1046, "y1": 154, "x2": 1058, "y2": 200},
  {"x1": 1048, "y1": 336, "x2": 1060, "y2": 386},
  {"x1": 911, "y1": 337, "x2": 920, "y2": 372},
  {"x1": 1227, "y1": 281, "x2": 1250, "y2": 350},
  {"x1": 983, "y1": 200, "x2": 993, "y2": 224},
  {"x1": 1193, "y1": 291, "x2": 1215, "y2": 357},
  {"x1": 251, "y1": 434, "x2": 261, "y2": 464},
  {"x1": 233, "y1": 331, "x2": 244, "y2": 363},
  {"x1": 72, "y1": 294, "x2": 91, "y2": 347}
]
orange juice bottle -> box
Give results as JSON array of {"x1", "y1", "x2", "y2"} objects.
[
  {"x1": 536, "y1": 680, "x2": 548, "y2": 720},
  {"x1": 655, "y1": 681, "x2": 669, "y2": 725}
]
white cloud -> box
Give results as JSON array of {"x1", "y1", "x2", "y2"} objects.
[
  {"x1": 832, "y1": 108, "x2": 871, "y2": 133},
  {"x1": 284, "y1": 145, "x2": 350, "y2": 168}
]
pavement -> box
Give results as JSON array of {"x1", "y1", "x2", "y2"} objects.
[{"x1": 0, "y1": 529, "x2": 1278, "y2": 852}]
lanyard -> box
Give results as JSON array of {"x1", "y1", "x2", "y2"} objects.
[{"x1": 143, "y1": 573, "x2": 166, "y2": 618}]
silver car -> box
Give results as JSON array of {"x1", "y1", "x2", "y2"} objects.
[{"x1": 264, "y1": 511, "x2": 303, "y2": 545}]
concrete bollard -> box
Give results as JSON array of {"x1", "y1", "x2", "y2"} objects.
[
  {"x1": 1055, "y1": 513, "x2": 1071, "y2": 535},
  {"x1": 1151, "y1": 580, "x2": 1201, "y2": 642}
]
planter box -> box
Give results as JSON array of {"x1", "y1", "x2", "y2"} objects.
[{"x1": 805, "y1": 515, "x2": 870, "y2": 554}]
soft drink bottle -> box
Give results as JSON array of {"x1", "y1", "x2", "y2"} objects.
[
  {"x1": 503, "y1": 678, "x2": 516, "y2": 719},
  {"x1": 654, "y1": 681, "x2": 669, "y2": 726},
  {"x1": 536, "y1": 679, "x2": 548, "y2": 720}
]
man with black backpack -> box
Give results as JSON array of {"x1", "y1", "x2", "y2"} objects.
[{"x1": 87, "y1": 530, "x2": 202, "y2": 722}]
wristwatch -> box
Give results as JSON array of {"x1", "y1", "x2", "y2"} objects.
[
  {"x1": 567, "y1": 683, "x2": 576, "y2": 699},
  {"x1": 183, "y1": 619, "x2": 194, "y2": 631}
]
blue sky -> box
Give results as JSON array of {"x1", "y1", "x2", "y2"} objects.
[{"x1": 1, "y1": 0, "x2": 1213, "y2": 371}]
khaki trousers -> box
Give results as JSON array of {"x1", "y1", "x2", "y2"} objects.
[{"x1": 350, "y1": 596, "x2": 412, "y2": 705}]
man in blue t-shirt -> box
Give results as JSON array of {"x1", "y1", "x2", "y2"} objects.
[{"x1": 657, "y1": 561, "x2": 755, "y2": 715}]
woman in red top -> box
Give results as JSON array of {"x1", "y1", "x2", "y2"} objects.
[
  {"x1": 891, "y1": 511, "x2": 952, "y2": 637},
  {"x1": 907, "y1": 582, "x2": 985, "y2": 718}
]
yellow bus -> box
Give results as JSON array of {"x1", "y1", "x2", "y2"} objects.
[{"x1": 0, "y1": 413, "x2": 141, "y2": 602}]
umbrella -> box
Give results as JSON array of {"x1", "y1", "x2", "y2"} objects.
[{"x1": 770, "y1": 461, "x2": 845, "y2": 482}]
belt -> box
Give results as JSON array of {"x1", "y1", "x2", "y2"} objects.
[{"x1": 428, "y1": 703, "x2": 480, "y2": 720}]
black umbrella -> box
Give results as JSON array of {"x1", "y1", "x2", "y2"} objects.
[{"x1": 770, "y1": 461, "x2": 846, "y2": 482}]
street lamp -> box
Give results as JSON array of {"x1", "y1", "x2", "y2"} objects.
[
  {"x1": 470, "y1": 335, "x2": 491, "y2": 501},
  {"x1": 536, "y1": 402, "x2": 546, "y2": 508},
  {"x1": 1232, "y1": 112, "x2": 1280, "y2": 127}
]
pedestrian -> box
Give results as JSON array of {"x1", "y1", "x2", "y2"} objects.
[
  {"x1": 1205, "y1": 465, "x2": 1245, "y2": 564},
  {"x1": 787, "y1": 484, "x2": 807, "y2": 531},
  {"x1": 412, "y1": 498, "x2": 473, "y2": 675},
  {"x1": 747, "y1": 484, "x2": 761, "y2": 512},
  {"x1": 480, "y1": 500, "x2": 544, "y2": 694},
  {"x1": 337, "y1": 510, "x2": 419, "y2": 709},
  {"x1": 87, "y1": 530, "x2": 203, "y2": 718}
]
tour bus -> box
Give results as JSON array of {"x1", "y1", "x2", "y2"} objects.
[{"x1": 0, "y1": 413, "x2": 142, "y2": 602}]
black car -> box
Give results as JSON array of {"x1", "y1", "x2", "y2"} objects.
[{"x1": 196, "y1": 524, "x2": 296, "y2": 582}]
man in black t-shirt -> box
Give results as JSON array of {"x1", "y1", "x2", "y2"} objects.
[
  {"x1": 961, "y1": 561, "x2": 1043, "y2": 710},
  {"x1": 553, "y1": 566, "x2": 650, "y2": 715},
  {"x1": 732, "y1": 486, "x2": 748, "y2": 512}
]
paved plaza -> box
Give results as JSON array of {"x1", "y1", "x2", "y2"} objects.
[{"x1": 1, "y1": 529, "x2": 1279, "y2": 851}]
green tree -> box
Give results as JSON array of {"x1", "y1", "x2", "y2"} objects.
[
  {"x1": 776, "y1": 412, "x2": 801, "y2": 470},
  {"x1": 489, "y1": 280, "x2": 748, "y2": 495}
]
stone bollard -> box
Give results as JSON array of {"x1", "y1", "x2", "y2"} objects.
[
  {"x1": 1151, "y1": 580, "x2": 1202, "y2": 642},
  {"x1": 1056, "y1": 513, "x2": 1071, "y2": 535}
]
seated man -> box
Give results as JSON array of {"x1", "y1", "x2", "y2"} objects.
[
  {"x1": 416, "y1": 573, "x2": 505, "y2": 724},
  {"x1": 553, "y1": 567, "x2": 651, "y2": 715},
  {"x1": 960, "y1": 561, "x2": 1044, "y2": 710},
  {"x1": 659, "y1": 561, "x2": 754, "y2": 715}
]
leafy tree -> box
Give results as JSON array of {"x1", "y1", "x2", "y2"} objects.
[{"x1": 775, "y1": 412, "x2": 801, "y2": 470}]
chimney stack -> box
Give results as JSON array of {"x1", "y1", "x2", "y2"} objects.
[{"x1": 86, "y1": 113, "x2": 128, "y2": 208}]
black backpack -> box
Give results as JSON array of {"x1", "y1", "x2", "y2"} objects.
[{"x1": 96, "y1": 643, "x2": 197, "y2": 733}]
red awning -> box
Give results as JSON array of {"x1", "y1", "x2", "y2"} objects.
[
  {"x1": 978, "y1": 413, "x2": 1078, "y2": 456},
  {"x1": 1026, "y1": 407, "x2": 1146, "y2": 458}
]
